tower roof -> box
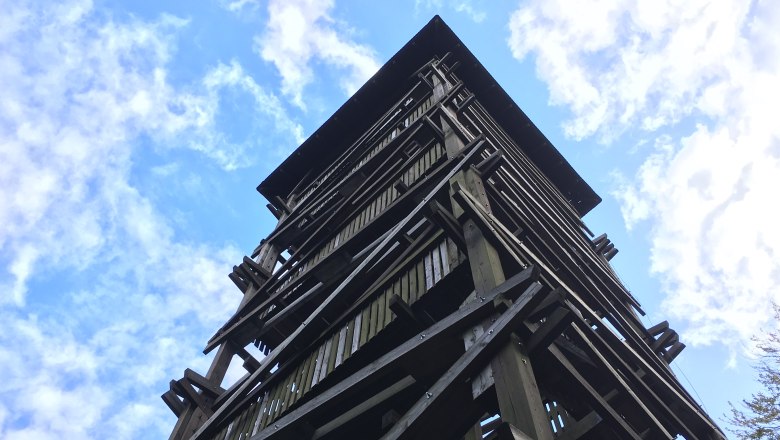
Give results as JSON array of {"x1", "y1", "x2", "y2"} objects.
[{"x1": 258, "y1": 15, "x2": 601, "y2": 216}]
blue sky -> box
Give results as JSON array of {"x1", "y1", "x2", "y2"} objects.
[{"x1": 1, "y1": 0, "x2": 777, "y2": 438}]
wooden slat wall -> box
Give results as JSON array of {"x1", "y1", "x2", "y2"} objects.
[
  {"x1": 259, "y1": 142, "x2": 447, "y2": 318},
  {"x1": 292, "y1": 94, "x2": 435, "y2": 216},
  {"x1": 213, "y1": 237, "x2": 463, "y2": 439}
]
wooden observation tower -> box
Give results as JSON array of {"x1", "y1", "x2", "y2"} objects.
[{"x1": 163, "y1": 16, "x2": 724, "y2": 440}]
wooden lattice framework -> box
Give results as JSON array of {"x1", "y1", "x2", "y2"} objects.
[{"x1": 164, "y1": 16, "x2": 725, "y2": 440}]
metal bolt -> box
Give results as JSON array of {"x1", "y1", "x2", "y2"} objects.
[
  {"x1": 488, "y1": 329, "x2": 494, "y2": 335},
  {"x1": 426, "y1": 392, "x2": 433, "y2": 398},
  {"x1": 420, "y1": 334, "x2": 426, "y2": 339}
]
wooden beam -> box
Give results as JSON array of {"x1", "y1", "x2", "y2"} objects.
[
  {"x1": 664, "y1": 342, "x2": 686, "y2": 363},
  {"x1": 247, "y1": 267, "x2": 538, "y2": 440},
  {"x1": 193, "y1": 139, "x2": 490, "y2": 440},
  {"x1": 162, "y1": 389, "x2": 185, "y2": 417},
  {"x1": 451, "y1": 178, "x2": 722, "y2": 436},
  {"x1": 389, "y1": 294, "x2": 424, "y2": 329},
  {"x1": 565, "y1": 324, "x2": 674, "y2": 439},
  {"x1": 547, "y1": 345, "x2": 644, "y2": 440},
  {"x1": 185, "y1": 368, "x2": 225, "y2": 398},
  {"x1": 474, "y1": 150, "x2": 505, "y2": 179},
  {"x1": 311, "y1": 376, "x2": 416, "y2": 439},
  {"x1": 380, "y1": 283, "x2": 545, "y2": 439},
  {"x1": 426, "y1": 199, "x2": 467, "y2": 251},
  {"x1": 173, "y1": 378, "x2": 214, "y2": 418},
  {"x1": 525, "y1": 307, "x2": 572, "y2": 354},
  {"x1": 555, "y1": 389, "x2": 617, "y2": 440},
  {"x1": 490, "y1": 333, "x2": 554, "y2": 440},
  {"x1": 556, "y1": 411, "x2": 602, "y2": 440}
]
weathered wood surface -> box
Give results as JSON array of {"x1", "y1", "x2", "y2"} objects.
[{"x1": 169, "y1": 51, "x2": 724, "y2": 440}]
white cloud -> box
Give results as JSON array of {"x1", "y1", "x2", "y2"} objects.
[
  {"x1": 255, "y1": 0, "x2": 380, "y2": 109},
  {"x1": 509, "y1": 0, "x2": 780, "y2": 353},
  {"x1": 416, "y1": 0, "x2": 487, "y2": 23},
  {"x1": 220, "y1": 0, "x2": 261, "y2": 13},
  {"x1": 0, "y1": 0, "x2": 297, "y2": 437}
]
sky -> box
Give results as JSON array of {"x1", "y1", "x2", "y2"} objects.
[{"x1": 0, "y1": 0, "x2": 778, "y2": 438}]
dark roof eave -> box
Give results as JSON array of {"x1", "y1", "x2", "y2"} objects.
[{"x1": 258, "y1": 15, "x2": 601, "y2": 216}]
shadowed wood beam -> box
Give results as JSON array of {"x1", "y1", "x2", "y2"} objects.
[
  {"x1": 494, "y1": 422, "x2": 535, "y2": 440},
  {"x1": 247, "y1": 266, "x2": 540, "y2": 440},
  {"x1": 311, "y1": 376, "x2": 416, "y2": 439},
  {"x1": 453, "y1": 179, "x2": 723, "y2": 436},
  {"x1": 381, "y1": 282, "x2": 545, "y2": 439},
  {"x1": 191, "y1": 138, "x2": 488, "y2": 440}
]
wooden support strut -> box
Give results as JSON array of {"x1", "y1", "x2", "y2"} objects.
[
  {"x1": 192, "y1": 139, "x2": 488, "y2": 440},
  {"x1": 381, "y1": 283, "x2": 546, "y2": 440},
  {"x1": 435, "y1": 86, "x2": 554, "y2": 440},
  {"x1": 247, "y1": 268, "x2": 540, "y2": 440},
  {"x1": 450, "y1": 180, "x2": 720, "y2": 438}
]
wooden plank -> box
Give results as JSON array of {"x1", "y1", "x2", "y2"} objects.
[
  {"x1": 185, "y1": 368, "x2": 225, "y2": 398},
  {"x1": 359, "y1": 301, "x2": 372, "y2": 348},
  {"x1": 241, "y1": 401, "x2": 263, "y2": 440},
  {"x1": 257, "y1": 386, "x2": 277, "y2": 430},
  {"x1": 318, "y1": 337, "x2": 334, "y2": 383},
  {"x1": 279, "y1": 363, "x2": 302, "y2": 416},
  {"x1": 380, "y1": 282, "x2": 545, "y2": 439},
  {"x1": 440, "y1": 241, "x2": 450, "y2": 276},
  {"x1": 525, "y1": 307, "x2": 572, "y2": 354},
  {"x1": 194, "y1": 141, "x2": 488, "y2": 439},
  {"x1": 556, "y1": 411, "x2": 602, "y2": 440},
  {"x1": 214, "y1": 423, "x2": 229, "y2": 440},
  {"x1": 335, "y1": 325, "x2": 348, "y2": 368},
  {"x1": 376, "y1": 291, "x2": 387, "y2": 335},
  {"x1": 289, "y1": 359, "x2": 307, "y2": 405},
  {"x1": 174, "y1": 378, "x2": 213, "y2": 417},
  {"x1": 266, "y1": 381, "x2": 284, "y2": 423},
  {"x1": 251, "y1": 275, "x2": 509, "y2": 439},
  {"x1": 162, "y1": 390, "x2": 184, "y2": 417},
  {"x1": 312, "y1": 376, "x2": 416, "y2": 439},
  {"x1": 389, "y1": 294, "x2": 421, "y2": 328},
  {"x1": 424, "y1": 251, "x2": 434, "y2": 289},
  {"x1": 294, "y1": 353, "x2": 313, "y2": 402},
  {"x1": 408, "y1": 262, "x2": 418, "y2": 303},
  {"x1": 326, "y1": 332, "x2": 339, "y2": 375},
  {"x1": 255, "y1": 391, "x2": 271, "y2": 432},
  {"x1": 432, "y1": 242, "x2": 442, "y2": 283},
  {"x1": 221, "y1": 421, "x2": 235, "y2": 440},
  {"x1": 488, "y1": 334, "x2": 553, "y2": 440},
  {"x1": 273, "y1": 373, "x2": 294, "y2": 421},
  {"x1": 416, "y1": 259, "x2": 426, "y2": 300},
  {"x1": 311, "y1": 345, "x2": 327, "y2": 388},
  {"x1": 565, "y1": 323, "x2": 677, "y2": 438},
  {"x1": 352, "y1": 313, "x2": 363, "y2": 354},
  {"x1": 229, "y1": 407, "x2": 248, "y2": 440},
  {"x1": 302, "y1": 350, "x2": 318, "y2": 395},
  {"x1": 401, "y1": 270, "x2": 410, "y2": 303},
  {"x1": 547, "y1": 344, "x2": 644, "y2": 440},
  {"x1": 368, "y1": 296, "x2": 379, "y2": 340},
  {"x1": 385, "y1": 284, "x2": 395, "y2": 328}
]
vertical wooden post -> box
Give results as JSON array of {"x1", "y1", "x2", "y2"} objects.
[{"x1": 437, "y1": 76, "x2": 552, "y2": 439}]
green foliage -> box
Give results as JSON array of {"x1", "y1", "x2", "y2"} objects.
[{"x1": 729, "y1": 306, "x2": 780, "y2": 439}]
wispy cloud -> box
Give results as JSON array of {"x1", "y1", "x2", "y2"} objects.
[
  {"x1": 220, "y1": 0, "x2": 261, "y2": 13},
  {"x1": 508, "y1": 0, "x2": 780, "y2": 355},
  {"x1": 0, "y1": 0, "x2": 301, "y2": 437},
  {"x1": 252, "y1": 0, "x2": 380, "y2": 109},
  {"x1": 415, "y1": 0, "x2": 487, "y2": 23}
]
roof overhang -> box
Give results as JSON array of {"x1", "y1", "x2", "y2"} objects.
[{"x1": 258, "y1": 15, "x2": 601, "y2": 216}]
